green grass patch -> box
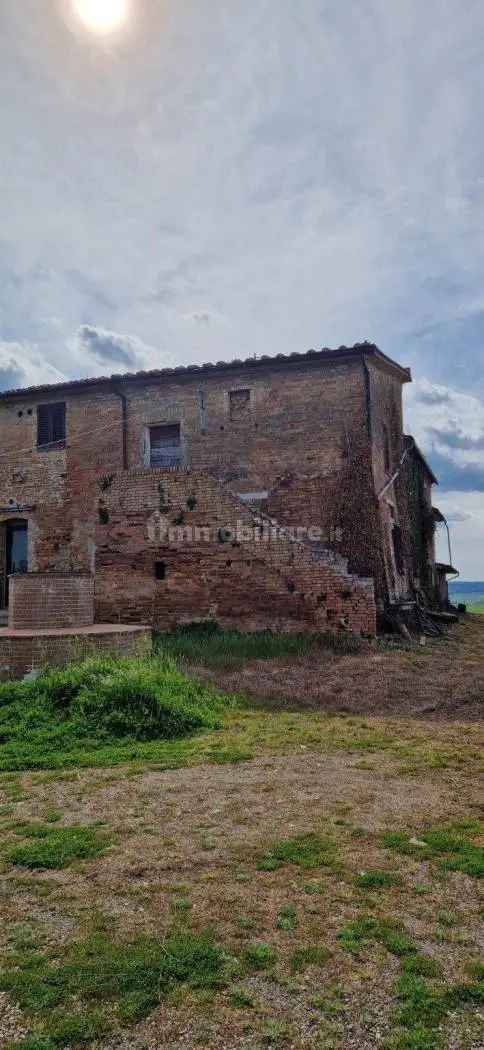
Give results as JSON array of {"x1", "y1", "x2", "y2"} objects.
[
  {"x1": 382, "y1": 820, "x2": 484, "y2": 878},
  {"x1": 355, "y1": 869, "x2": 402, "y2": 889},
  {"x1": 289, "y1": 944, "x2": 330, "y2": 973},
  {"x1": 157, "y1": 624, "x2": 363, "y2": 670},
  {"x1": 243, "y1": 942, "x2": 276, "y2": 970},
  {"x1": 257, "y1": 832, "x2": 338, "y2": 872},
  {"x1": 0, "y1": 655, "x2": 228, "y2": 771},
  {"x1": 5, "y1": 823, "x2": 110, "y2": 870},
  {"x1": 0, "y1": 929, "x2": 228, "y2": 1046},
  {"x1": 338, "y1": 915, "x2": 417, "y2": 957},
  {"x1": 276, "y1": 905, "x2": 298, "y2": 931}
]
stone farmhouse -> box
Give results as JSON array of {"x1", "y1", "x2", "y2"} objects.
[{"x1": 0, "y1": 342, "x2": 450, "y2": 675}]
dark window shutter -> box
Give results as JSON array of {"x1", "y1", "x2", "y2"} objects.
[
  {"x1": 37, "y1": 402, "x2": 66, "y2": 447},
  {"x1": 37, "y1": 405, "x2": 51, "y2": 447}
]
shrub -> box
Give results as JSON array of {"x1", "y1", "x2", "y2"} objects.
[{"x1": 0, "y1": 655, "x2": 227, "y2": 770}]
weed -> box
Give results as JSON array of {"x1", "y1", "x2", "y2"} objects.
[
  {"x1": 260, "y1": 1019, "x2": 290, "y2": 1044},
  {"x1": 382, "y1": 821, "x2": 483, "y2": 878},
  {"x1": 5, "y1": 824, "x2": 110, "y2": 870},
  {"x1": 355, "y1": 870, "x2": 402, "y2": 889},
  {"x1": 230, "y1": 986, "x2": 255, "y2": 1008},
  {"x1": 244, "y1": 942, "x2": 276, "y2": 969},
  {"x1": 276, "y1": 905, "x2": 297, "y2": 931},
  {"x1": 172, "y1": 897, "x2": 192, "y2": 913},
  {"x1": 401, "y1": 956, "x2": 441, "y2": 979},
  {"x1": 338, "y1": 916, "x2": 417, "y2": 957},
  {"x1": 257, "y1": 833, "x2": 338, "y2": 872},
  {"x1": 290, "y1": 944, "x2": 330, "y2": 973}
]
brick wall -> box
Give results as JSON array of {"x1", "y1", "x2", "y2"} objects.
[
  {"x1": 94, "y1": 469, "x2": 376, "y2": 634},
  {"x1": 9, "y1": 573, "x2": 94, "y2": 630},
  {"x1": 0, "y1": 625, "x2": 152, "y2": 680},
  {"x1": 0, "y1": 350, "x2": 411, "y2": 617}
]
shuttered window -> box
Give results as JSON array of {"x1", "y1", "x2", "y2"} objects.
[
  {"x1": 37, "y1": 402, "x2": 66, "y2": 448},
  {"x1": 149, "y1": 424, "x2": 182, "y2": 468}
]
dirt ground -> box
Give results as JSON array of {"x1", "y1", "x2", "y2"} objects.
[
  {"x1": 194, "y1": 616, "x2": 484, "y2": 721},
  {"x1": 0, "y1": 618, "x2": 482, "y2": 1050}
]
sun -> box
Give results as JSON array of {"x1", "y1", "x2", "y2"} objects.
[{"x1": 73, "y1": 0, "x2": 130, "y2": 33}]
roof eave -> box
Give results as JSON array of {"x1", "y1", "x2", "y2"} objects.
[{"x1": 0, "y1": 342, "x2": 412, "y2": 402}]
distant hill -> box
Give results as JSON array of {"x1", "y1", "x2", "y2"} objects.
[{"x1": 449, "y1": 581, "x2": 484, "y2": 593}]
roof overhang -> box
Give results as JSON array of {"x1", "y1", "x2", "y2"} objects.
[{"x1": 0, "y1": 342, "x2": 411, "y2": 402}]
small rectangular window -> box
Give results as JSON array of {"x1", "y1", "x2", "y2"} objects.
[
  {"x1": 149, "y1": 424, "x2": 181, "y2": 468},
  {"x1": 37, "y1": 402, "x2": 66, "y2": 448},
  {"x1": 229, "y1": 389, "x2": 251, "y2": 421},
  {"x1": 154, "y1": 561, "x2": 166, "y2": 580}
]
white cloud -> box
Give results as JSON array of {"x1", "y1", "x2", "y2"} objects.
[
  {"x1": 0, "y1": 342, "x2": 66, "y2": 391},
  {"x1": 434, "y1": 491, "x2": 484, "y2": 581}
]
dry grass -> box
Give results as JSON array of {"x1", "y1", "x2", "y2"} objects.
[
  {"x1": 0, "y1": 618, "x2": 482, "y2": 1050},
  {"x1": 185, "y1": 615, "x2": 484, "y2": 722}
]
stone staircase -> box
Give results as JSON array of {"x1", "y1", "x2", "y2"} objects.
[{"x1": 225, "y1": 487, "x2": 376, "y2": 633}]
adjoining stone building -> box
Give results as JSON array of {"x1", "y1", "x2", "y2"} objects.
[{"x1": 0, "y1": 341, "x2": 448, "y2": 652}]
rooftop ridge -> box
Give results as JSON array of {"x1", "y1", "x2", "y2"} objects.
[{"x1": 0, "y1": 341, "x2": 411, "y2": 400}]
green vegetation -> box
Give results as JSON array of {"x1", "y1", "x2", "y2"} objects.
[
  {"x1": 338, "y1": 915, "x2": 417, "y2": 957},
  {"x1": 5, "y1": 823, "x2": 110, "y2": 869},
  {"x1": 276, "y1": 904, "x2": 298, "y2": 930},
  {"x1": 157, "y1": 623, "x2": 363, "y2": 670},
  {"x1": 0, "y1": 655, "x2": 227, "y2": 771},
  {"x1": 355, "y1": 869, "x2": 402, "y2": 889},
  {"x1": 257, "y1": 832, "x2": 338, "y2": 871},
  {"x1": 0, "y1": 930, "x2": 228, "y2": 1047},
  {"x1": 382, "y1": 820, "x2": 484, "y2": 878},
  {"x1": 289, "y1": 944, "x2": 330, "y2": 973},
  {"x1": 243, "y1": 942, "x2": 276, "y2": 969}
]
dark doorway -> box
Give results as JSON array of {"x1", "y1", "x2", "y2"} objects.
[{"x1": 4, "y1": 520, "x2": 28, "y2": 606}]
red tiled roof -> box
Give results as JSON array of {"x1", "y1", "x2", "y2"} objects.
[{"x1": 0, "y1": 342, "x2": 411, "y2": 400}]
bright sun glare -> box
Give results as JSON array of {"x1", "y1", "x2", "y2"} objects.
[{"x1": 73, "y1": 0, "x2": 130, "y2": 33}]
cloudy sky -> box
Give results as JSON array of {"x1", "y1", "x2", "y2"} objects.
[{"x1": 1, "y1": 0, "x2": 483, "y2": 577}]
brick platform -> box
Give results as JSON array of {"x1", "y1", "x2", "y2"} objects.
[{"x1": 0, "y1": 624, "x2": 152, "y2": 680}]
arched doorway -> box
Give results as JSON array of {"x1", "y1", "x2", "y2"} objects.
[{"x1": 1, "y1": 519, "x2": 28, "y2": 608}]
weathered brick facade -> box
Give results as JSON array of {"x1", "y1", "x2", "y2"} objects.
[
  {"x1": 0, "y1": 343, "x2": 440, "y2": 638},
  {"x1": 9, "y1": 573, "x2": 94, "y2": 630}
]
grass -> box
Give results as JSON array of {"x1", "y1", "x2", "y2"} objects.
[
  {"x1": 355, "y1": 869, "x2": 403, "y2": 889},
  {"x1": 5, "y1": 823, "x2": 110, "y2": 870},
  {"x1": 0, "y1": 655, "x2": 227, "y2": 771},
  {"x1": 0, "y1": 622, "x2": 482, "y2": 1049},
  {"x1": 243, "y1": 942, "x2": 277, "y2": 969},
  {"x1": 157, "y1": 623, "x2": 363, "y2": 670},
  {"x1": 338, "y1": 915, "x2": 418, "y2": 958},
  {"x1": 0, "y1": 929, "x2": 228, "y2": 1047},
  {"x1": 289, "y1": 944, "x2": 331, "y2": 973},
  {"x1": 257, "y1": 832, "x2": 338, "y2": 871},
  {"x1": 382, "y1": 820, "x2": 484, "y2": 878}
]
